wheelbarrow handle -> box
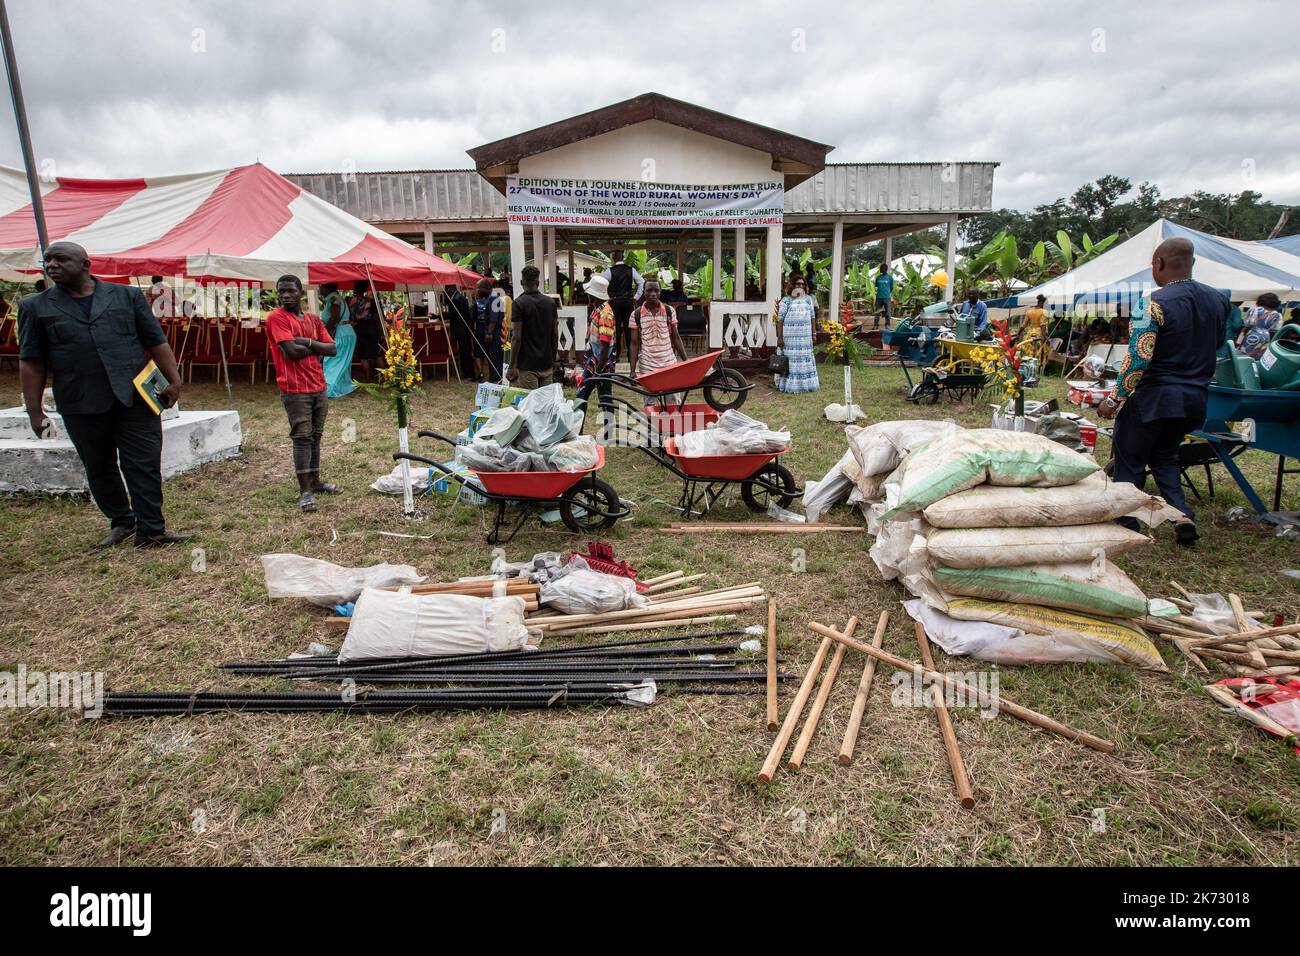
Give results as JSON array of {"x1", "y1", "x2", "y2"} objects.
[
  {"x1": 416, "y1": 430, "x2": 457, "y2": 447},
  {"x1": 393, "y1": 451, "x2": 458, "y2": 481}
]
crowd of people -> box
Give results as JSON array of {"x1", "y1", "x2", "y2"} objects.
[{"x1": 11, "y1": 236, "x2": 1298, "y2": 548}]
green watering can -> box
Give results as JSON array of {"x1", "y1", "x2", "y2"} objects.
[
  {"x1": 1216, "y1": 340, "x2": 1261, "y2": 389},
  {"x1": 1258, "y1": 323, "x2": 1300, "y2": 390}
]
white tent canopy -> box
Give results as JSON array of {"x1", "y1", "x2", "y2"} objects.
[{"x1": 1006, "y1": 219, "x2": 1300, "y2": 308}]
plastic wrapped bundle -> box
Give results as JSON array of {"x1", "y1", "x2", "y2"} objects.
[
  {"x1": 261, "y1": 554, "x2": 425, "y2": 607},
  {"x1": 458, "y1": 440, "x2": 547, "y2": 473},
  {"x1": 540, "y1": 569, "x2": 649, "y2": 614},
  {"x1": 675, "y1": 409, "x2": 789, "y2": 457},
  {"x1": 519, "y1": 383, "x2": 583, "y2": 447},
  {"x1": 338, "y1": 590, "x2": 531, "y2": 661}
]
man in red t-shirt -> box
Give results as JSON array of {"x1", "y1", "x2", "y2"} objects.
[{"x1": 265, "y1": 274, "x2": 340, "y2": 512}]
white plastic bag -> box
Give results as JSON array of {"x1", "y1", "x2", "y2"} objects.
[
  {"x1": 824, "y1": 403, "x2": 864, "y2": 423},
  {"x1": 476, "y1": 406, "x2": 525, "y2": 445},
  {"x1": 540, "y1": 569, "x2": 648, "y2": 615},
  {"x1": 261, "y1": 554, "x2": 426, "y2": 607},
  {"x1": 338, "y1": 590, "x2": 531, "y2": 661},
  {"x1": 676, "y1": 410, "x2": 789, "y2": 457},
  {"x1": 518, "y1": 382, "x2": 583, "y2": 447},
  {"x1": 803, "y1": 451, "x2": 856, "y2": 521},
  {"x1": 370, "y1": 463, "x2": 431, "y2": 496},
  {"x1": 458, "y1": 439, "x2": 546, "y2": 472},
  {"x1": 545, "y1": 435, "x2": 599, "y2": 472}
]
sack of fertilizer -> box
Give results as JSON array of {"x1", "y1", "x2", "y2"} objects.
[
  {"x1": 903, "y1": 599, "x2": 1164, "y2": 669},
  {"x1": 939, "y1": 596, "x2": 1166, "y2": 670},
  {"x1": 338, "y1": 590, "x2": 531, "y2": 662},
  {"x1": 842, "y1": 453, "x2": 888, "y2": 503},
  {"x1": 931, "y1": 560, "x2": 1149, "y2": 619},
  {"x1": 880, "y1": 429, "x2": 1100, "y2": 519},
  {"x1": 846, "y1": 420, "x2": 962, "y2": 477},
  {"x1": 923, "y1": 523, "x2": 1149, "y2": 568},
  {"x1": 922, "y1": 471, "x2": 1163, "y2": 529}
]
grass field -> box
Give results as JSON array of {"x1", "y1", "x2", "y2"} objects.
[{"x1": 1, "y1": 360, "x2": 1299, "y2": 867}]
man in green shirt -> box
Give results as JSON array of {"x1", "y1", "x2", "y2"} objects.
[{"x1": 873, "y1": 263, "x2": 895, "y2": 328}]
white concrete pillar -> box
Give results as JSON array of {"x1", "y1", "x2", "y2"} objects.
[
  {"x1": 829, "y1": 218, "x2": 845, "y2": 322},
  {"x1": 546, "y1": 227, "x2": 558, "y2": 293},
  {"x1": 530, "y1": 225, "x2": 544, "y2": 288},
  {"x1": 712, "y1": 228, "x2": 723, "y2": 299},
  {"x1": 567, "y1": 243, "x2": 575, "y2": 304},
  {"x1": 422, "y1": 227, "x2": 435, "y2": 255},
  {"x1": 765, "y1": 224, "x2": 784, "y2": 310},
  {"x1": 883, "y1": 235, "x2": 893, "y2": 272},
  {"x1": 508, "y1": 223, "x2": 526, "y2": 292},
  {"x1": 944, "y1": 216, "x2": 957, "y2": 303},
  {"x1": 734, "y1": 227, "x2": 746, "y2": 299}
]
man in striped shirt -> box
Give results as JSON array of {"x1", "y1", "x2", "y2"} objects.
[{"x1": 265, "y1": 275, "x2": 341, "y2": 512}]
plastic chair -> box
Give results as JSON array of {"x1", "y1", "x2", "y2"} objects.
[
  {"x1": 0, "y1": 315, "x2": 17, "y2": 369},
  {"x1": 414, "y1": 321, "x2": 452, "y2": 382},
  {"x1": 187, "y1": 320, "x2": 232, "y2": 383}
]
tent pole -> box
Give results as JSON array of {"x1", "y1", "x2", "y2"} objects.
[
  {"x1": 205, "y1": 253, "x2": 233, "y2": 401},
  {"x1": 363, "y1": 260, "x2": 390, "y2": 350},
  {"x1": 0, "y1": 0, "x2": 48, "y2": 254},
  {"x1": 215, "y1": 317, "x2": 233, "y2": 402}
]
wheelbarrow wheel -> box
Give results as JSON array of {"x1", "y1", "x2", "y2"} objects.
[
  {"x1": 560, "y1": 477, "x2": 622, "y2": 532},
  {"x1": 741, "y1": 463, "x2": 797, "y2": 511},
  {"x1": 909, "y1": 379, "x2": 940, "y2": 405},
  {"x1": 703, "y1": 367, "x2": 748, "y2": 411}
]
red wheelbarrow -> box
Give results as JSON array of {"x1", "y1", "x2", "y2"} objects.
[
  {"x1": 395, "y1": 431, "x2": 629, "y2": 544},
  {"x1": 586, "y1": 350, "x2": 752, "y2": 413},
  {"x1": 652, "y1": 438, "x2": 800, "y2": 518}
]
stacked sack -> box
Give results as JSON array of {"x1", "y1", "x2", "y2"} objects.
[
  {"x1": 870, "y1": 428, "x2": 1178, "y2": 670},
  {"x1": 803, "y1": 419, "x2": 961, "y2": 521}
]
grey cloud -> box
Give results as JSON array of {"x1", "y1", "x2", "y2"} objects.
[{"x1": 1, "y1": 0, "x2": 1296, "y2": 209}]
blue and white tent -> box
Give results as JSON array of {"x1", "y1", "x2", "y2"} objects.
[
  {"x1": 994, "y1": 219, "x2": 1300, "y2": 311},
  {"x1": 1260, "y1": 233, "x2": 1300, "y2": 256}
]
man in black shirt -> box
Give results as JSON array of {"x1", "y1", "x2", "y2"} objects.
[
  {"x1": 443, "y1": 282, "x2": 479, "y2": 381},
  {"x1": 602, "y1": 250, "x2": 643, "y2": 361},
  {"x1": 18, "y1": 241, "x2": 192, "y2": 549},
  {"x1": 507, "y1": 265, "x2": 558, "y2": 389}
]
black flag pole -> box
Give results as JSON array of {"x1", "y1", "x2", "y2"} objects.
[{"x1": 0, "y1": 0, "x2": 48, "y2": 255}]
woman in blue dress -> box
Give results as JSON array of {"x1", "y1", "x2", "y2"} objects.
[
  {"x1": 320, "y1": 282, "x2": 355, "y2": 398},
  {"x1": 776, "y1": 275, "x2": 820, "y2": 393}
]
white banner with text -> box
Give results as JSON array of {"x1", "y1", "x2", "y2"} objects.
[{"x1": 505, "y1": 177, "x2": 784, "y2": 229}]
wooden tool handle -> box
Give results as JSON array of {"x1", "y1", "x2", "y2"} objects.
[
  {"x1": 808, "y1": 621, "x2": 1115, "y2": 754},
  {"x1": 788, "y1": 617, "x2": 858, "y2": 769},
  {"x1": 766, "y1": 599, "x2": 779, "y2": 732},
  {"x1": 914, "y1": 620, "x2": 975, "y2": 809},
  {"x1": 838, "y1": 611, "x2": 887, "y2": 766},
  {"x1": 759, "y1": 637, "x2": 832, "y2": 784}
]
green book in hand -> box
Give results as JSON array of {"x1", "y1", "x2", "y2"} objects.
[{"x1": 132, "y1": 360, "x2": 169, "y2": 415}]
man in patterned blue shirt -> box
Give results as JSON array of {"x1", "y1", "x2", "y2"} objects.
[{"x1": 1098, "y1": 238, "x2": 1227, "y2": 546}]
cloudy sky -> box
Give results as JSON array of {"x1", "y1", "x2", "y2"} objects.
[{"x1": 3, "y1": 0, "x2": 1297, "y2": 210}]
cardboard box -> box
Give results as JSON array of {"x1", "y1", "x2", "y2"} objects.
[
  {"x1": 468, "y1": 408, "x2": 494, "y2": 437},
  {"x1": 429, "y1": 458, "x2": 487, "y2": 506},
  {"x1": 474, "y1": 382, "x2": 530, "y2": 411}
]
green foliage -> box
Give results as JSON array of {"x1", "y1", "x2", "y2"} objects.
[{"x1": 962, "y1": 174, "x2": 1299, "y2": 249}]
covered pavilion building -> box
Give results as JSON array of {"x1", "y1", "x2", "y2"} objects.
[{"x1": 289, "y1": 93, "x2": 997, "y2": 344}]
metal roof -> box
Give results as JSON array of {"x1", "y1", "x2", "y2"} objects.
[{"x1": 285, "y1": 162, "x2": 997, "y2": 227}]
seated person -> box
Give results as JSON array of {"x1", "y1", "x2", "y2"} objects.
[{"x1": 661, "y1": 278, "x2": 690, "y2": 305}]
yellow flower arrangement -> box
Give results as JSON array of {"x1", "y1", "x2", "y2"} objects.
[{"x1": 358, "y1": 318, "x2": 422, "y2": 428}]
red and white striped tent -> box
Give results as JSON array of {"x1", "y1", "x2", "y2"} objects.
[{"x1": 0, "y1": 162, "x2": 480, "y2": 288}]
